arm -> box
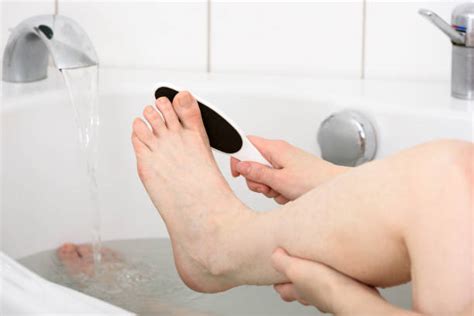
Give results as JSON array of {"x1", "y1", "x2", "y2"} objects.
[{"x1": 271, "y1": 248, "x2": 420, "y2": 316}]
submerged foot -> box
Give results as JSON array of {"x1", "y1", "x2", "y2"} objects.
[
  {"x1": 57, "y1": 243, "x2": 118, "y2": 277},
  {"x1": 131, "y1": 92, "x2": 254, "y2": 293}
]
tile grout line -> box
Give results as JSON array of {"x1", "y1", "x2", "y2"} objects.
[
  {"x1": 207, "y1": 0, "x2": 212, "y2": 73},
  {"x1": 54, "y1": 0, "x2": 59, "y2": 15},
  {"x1": 360, "y1": 0, "x2": 367, "y2": 80}
]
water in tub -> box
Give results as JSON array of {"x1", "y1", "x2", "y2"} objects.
[{"x1": 20, "y1": 238, "x2": 319, "y2": 315}]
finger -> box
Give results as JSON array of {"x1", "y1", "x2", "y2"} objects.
[
  {"x1": 271, "y1": 248, "x2": 294, "y2": 276},
  {"x1": 236, "y1": 161, "x2": 280, "y2": 188},
  {"x1": 273, "y1": 283, "x2": 299, "y2": 302},
  {"x1": 272, "y1": 248, "x2": 333, "y2": 291},
  {"x1": 246, "y1": 179, "x2": 281, "y2": 199},
  {"x1": 299, "y1": 299, "x2": 310, "y2": 306},
  {"x1": 247, "y1": 135, "x2": 291, "y2": 168},
  {"x1": 272, "y1": 248, "x2": 388, "y2": 315},
  {"x1": 274, "y1": 195, "x2": 290, "y2": 204},
  {"x1": 230, "y1": 157, "x2": 241, "y2": 177},
  {"x1": 246, "y1": 179, "x2": 271, "y2": 194},
  {"x1": 264, "y1": 188, "x2": 280, "y2": 198}
]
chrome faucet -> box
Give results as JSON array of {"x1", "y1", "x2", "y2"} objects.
[
  {"x1": 2, "y1": 15, "x2": 98, "y2": 83},
  {"x1": 419, "y1": 3, "x2": 474, "y2": 100}
]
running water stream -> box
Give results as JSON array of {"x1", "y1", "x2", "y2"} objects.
[{"x1": 61, "y1": 65, "x2": 102, "y2": 264}]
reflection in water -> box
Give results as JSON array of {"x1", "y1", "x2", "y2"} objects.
[{"x1": 19, "y1": 239, "x2": 315, "y2": 315}]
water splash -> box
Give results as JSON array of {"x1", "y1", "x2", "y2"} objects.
[
  {"x1": 20, "y1": 239, "x2": 207, "y2": 315},
  {"x1": 19, "y1": 239, "x2": 319, "y2": 315},
  {"x1": 61, "y1": 65, "x2": 102, "y2": 264}
]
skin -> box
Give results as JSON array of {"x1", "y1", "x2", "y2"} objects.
[
  {"x1": 271, "y1": 248, "x2": 473, "y2": 316},
  {"x1": 126, "y1": 91, "x2": 472, "y2": 314},
  {"x1": 271, "y1": 248, "x2": 418, "y2": 315},
  {"x1": 231, "y1": 137, "x2": 474, "y2": 315},
  {"x1": 57, "y1": 243, "x2": 119, "y2": 277},
  {"x1": 230, "y1": 136, "x2": 349, "y2": 204}
]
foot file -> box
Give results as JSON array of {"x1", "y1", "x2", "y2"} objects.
[{"x1": 154, "y1": 83, "x2": 270, "y2": 166}]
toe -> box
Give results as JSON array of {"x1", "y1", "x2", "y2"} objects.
[
  {"x1": 132, "y1": 132, "x2": 149, "y2": 156},
  {"x1": 77, "y1": 244, "x2": 92, "y2": 258},
  {"x1": 173, "y1": 91, "x2": 207, "y2": 135},
  {"x1": 57, "y1": 243, "x2": 80, "y2": 261},
  {"x1": 143, "y1": 105, "x2": 165, "y2": 135},
  {"x1": 132, "y1": 118, "x2": 156, "y2": 149},
  {"x1": 155, "y1": 97, "x2": 180, "y2": 130}
]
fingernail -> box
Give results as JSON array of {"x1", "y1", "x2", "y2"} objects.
[{"x1": 237, "y1": 162, "x2": 250, "y2": 175}]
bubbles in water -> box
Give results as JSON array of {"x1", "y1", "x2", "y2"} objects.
[
  {"x1": 20, "y1": 239, "x2": 207, "y2": 315},
  {"x1": 19, "y1": 239, "x2": 316, "y2": 315}
]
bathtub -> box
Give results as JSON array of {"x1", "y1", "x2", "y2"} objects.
[{"x1": 2, "y1": 67, "x2": 472, "y2": 311}]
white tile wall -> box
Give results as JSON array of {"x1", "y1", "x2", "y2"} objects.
[
  {"x1": 0, "y1": 0, "x2": 467, "y2": 80},
  {"x1": 58, "y1": 0, "x2": 208, "y2": 71},
  {"x1": 365, "y1": 0, "x2": 465, "y2": 80},
  {"x1": 210, "y1": 1, "x2": 364, "y2": 78}
]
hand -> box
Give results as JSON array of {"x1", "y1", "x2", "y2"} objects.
[
  {"x1": 230, "y1": 136, "x2": 347, "y2": 204},
  {"x1": 271, "y1": 248, "x2": 419, "y2": 316}
]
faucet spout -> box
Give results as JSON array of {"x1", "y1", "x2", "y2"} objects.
[
  {"x1": 418, "y1": 9, "x2": 465, "y2": 45},
  {"x1": 2, "y1": 15, "x2": 98, "y2": 83}
]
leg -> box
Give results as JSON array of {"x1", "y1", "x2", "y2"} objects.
[
  {"x1": 132, "y1": 93, "x2": 472, "y2": 313},
  {"x1": 225, "y1": 140, "x2": 472, "y2": 314},
  {"x1": 132, "y1": 93, "x2": 407, "y2": 289}
]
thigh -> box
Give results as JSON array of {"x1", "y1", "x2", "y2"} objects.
[{"x1": 406, "y1": 143, "x2": 472, "y2": 314}]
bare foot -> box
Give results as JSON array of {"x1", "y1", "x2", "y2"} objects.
[
  {"x1": 131, "y1": 92, "x2": 254, "y2": 293},
  {"x1": 57, "y1": 243, "x2": 118, "y2": 277},
  {"x1": 231, "y1": 136, "x2": 349, "y2": 204}
]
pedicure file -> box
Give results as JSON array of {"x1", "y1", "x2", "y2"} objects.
[{"x1": 154, "y1": 83, "x2": 270, "y2": 166}]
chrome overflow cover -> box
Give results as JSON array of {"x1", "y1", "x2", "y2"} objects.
[{"x1": 317, "y1": 110, "x2": 377, "y2": 167}]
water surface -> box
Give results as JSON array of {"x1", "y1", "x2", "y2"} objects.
[{"x1": 20, "y1": 238, "x2": 315, "y2": 316}]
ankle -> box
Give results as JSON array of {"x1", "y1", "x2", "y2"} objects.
[{"x1": 204, "y1": 203, "x2": 256, "y2": 279}]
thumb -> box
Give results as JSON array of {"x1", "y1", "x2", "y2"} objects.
[
  {"x1": 247, "y1": 135, "x2": 290, "y2": 168},
  {"x1": 271, "y1": 248, "x2": 392, "y2": 315},
  {"x1": 271, "y1": 248, "x2": 293, "y2": 275},
  {"x1": 271, "y1": 248, "x2": 294, "y2": 276},
  {"x1": 235, "y1": 161, "x2": 280, "y2": 188}
]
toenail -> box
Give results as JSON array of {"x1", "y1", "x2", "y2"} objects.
[
  {"x1": 237, "y1": 162, "x2": 250, "y2": 175},
  {"x1": 145, "y1": 106, "x2": 154, "y2": 114},
  {"x1": 157, "y1": 97, "x2": 168, "y2": 104},
  {"x1": 177, "y1": 95, "x2": 192, "y2": 108}
]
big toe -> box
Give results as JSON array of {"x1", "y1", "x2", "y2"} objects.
[
  {"x1": 173, "y1": 91, "x2": 207, "y2": 136},
  {"x1": 58, "y1": 243, "x2": 79, "y2": 258}
]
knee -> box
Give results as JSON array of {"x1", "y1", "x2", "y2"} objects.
[
  {"x1": 429, "y1": 139, "x2": 471, "y2": 180},
  {"x1": 423, "y1": 139, "x2": 472, "y2": 203}
]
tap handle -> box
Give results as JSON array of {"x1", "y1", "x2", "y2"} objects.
[{"x1": 418, "y1": 8, "x2": 465, "y2": 45}]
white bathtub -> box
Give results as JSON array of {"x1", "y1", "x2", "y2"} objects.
[{"x1": 1, "y1": 67, "x2": 472, "y2": 310}]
